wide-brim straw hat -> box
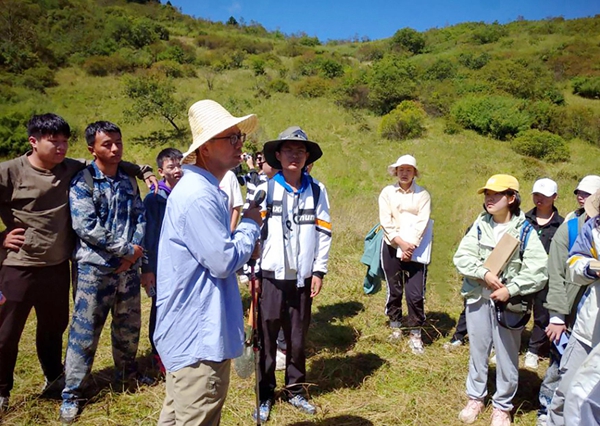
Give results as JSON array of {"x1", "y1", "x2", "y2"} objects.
[
  {"x1": 263, "y1": 126, "x2": 322, "y2": 169},
  {"x1": 585, "y1": 189, "x2": 600, "y2": 218},
  {"x1": 387, "y1": 154, "x2": 419, "y2": 177},
  {"x1": 182, "y1": 100, "x2": 258, "y2": 164}
]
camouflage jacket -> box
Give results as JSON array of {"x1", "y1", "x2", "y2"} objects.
[{"x1": 69, "y1": 161, "x2": 146, "y2": 272}]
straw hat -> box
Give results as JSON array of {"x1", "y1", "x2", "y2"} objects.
[{"x1": 182, "y1": 100, "x2": 258, "y2": 164}]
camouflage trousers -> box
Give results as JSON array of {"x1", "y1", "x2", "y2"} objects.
[{"x1": 62, "y1": 263, "x2": 141, "y2": 401}]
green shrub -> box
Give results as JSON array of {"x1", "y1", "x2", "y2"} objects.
[
  {"x1": 550, "y1": 105, "x2": 600, "y2": 144},
  {"x1": 151, "y1": 60, "x2": 185, "y2": 78},
  {"x1": 444, "y1": 119, "x2": 462, "y2": 135},
  {"x1": 0, "y1": 111, "x2": 31, "y2": 157},
  {"x1": 268, "y1": 79, "x2": 289, "y2": 93},
  {"x1": 390, "y1": 28, "x2": 426, "y2": 54},
  {"x1": 293, "y1": 76, "x2": 331, "y2": 98},
  {"x1": 471, "y1": 22, "x2": 508, "y2": 44},
  {"x1": 423, "y1": 58, "x2": 456, "y2": 81},
  {"x1": 418, "y1": 81, "x2": 458, "y2": 117},
  {"x1": 82, "y1": 54, "x2": 132, "y2": 76},
  {"x1": 367, "y1": 54, "x2": 417, "y2": 115},
  {"x1": 450, "y1": 95, "x2": 531, "y2": 139},
  {"x1": 356, "y1": 44, "x2": 385, "y2": 62},
  {"x1": 250, "y1": 57, "x2": 266, "y2": 76},
  {"x1": 526, "y1": 101, "x2": 559, "y2": 131},
  {"x1": 319, "y1": 59, "x2": 344, "y2": 79},
  {"x1": 457, "y1": 52, "x2": 490, "y2": 70},
  {"x1": 378, "y1": 100, "x2": 427, "y2": 140},
  {"x1": 20, "y1": 66, "x2": 57, "y2": 92},
  {"x1": 572, "y1": 76, "x2": 600, "y2": 99},
  {"x1": 510, "y1": 130, "x2": 569, "y2": 162}
]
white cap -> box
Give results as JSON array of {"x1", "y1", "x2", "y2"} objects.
[
  {"x1": 532, "y1": 178, "x2": 558, "y2": 197},
  {"x1": 387, "y1": 154, "x2": 419, "y2": 176},
  {"x1": 575, "y1": 175, "x2": 600, "y2": 195}
]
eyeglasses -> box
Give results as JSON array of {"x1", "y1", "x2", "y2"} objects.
[
  {"x1": 213, "y1": 133, "x2": 246, "y2": 145},
  {"x1": 280, "y1": 149, "x2": 307, "y2": 158}
]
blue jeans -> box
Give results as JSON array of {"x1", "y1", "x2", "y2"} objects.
[{"x1": 539, "y1": 351, "x2": 561, "y2": 417}]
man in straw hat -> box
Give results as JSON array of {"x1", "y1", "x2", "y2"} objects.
[
  {"x1": 154, "y1": 100, "x2": 263, "y2": 426},
  {"x1": 251, "y1": 126, "x2": 331, "y2": 422}
]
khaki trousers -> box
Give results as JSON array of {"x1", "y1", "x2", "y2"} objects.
[{"x1": 158, "y1": 359, "x2": 231, "y2": 426}]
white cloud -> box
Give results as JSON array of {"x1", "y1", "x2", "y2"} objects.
[{"x1": 228, "y1": 1, "x2": 242, "y2": 14}]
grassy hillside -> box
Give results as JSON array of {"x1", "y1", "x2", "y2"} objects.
[{"x1": 2, "y1": 2, "x2": 600, "y2": 425}]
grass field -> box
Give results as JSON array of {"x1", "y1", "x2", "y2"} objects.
[{"x1": 1, "y1": 66, "x2": 600, "y2": 425}]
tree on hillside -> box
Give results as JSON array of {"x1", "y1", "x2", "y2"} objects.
[
  {"x1": 123, "y1": 74, "x2": 187, "y2": 132},
  {"x1": 368, "y1": 54, "x2": 417, "y2": 115},
  {"x1": 390, "y1": 28, "x2": 425, "y2": 55}
]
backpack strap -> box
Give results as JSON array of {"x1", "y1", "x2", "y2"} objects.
[
  {"x1": 261, "y1": 178, "x2": 275, "y2": 241},
  {"x1": 309, "y1": 177, "x2": 321, "y2": 207},
  {"x1": 81, "y1": 166, "x2": 138, "y2": 196},
  {"x1": 567, "y1": 216, "x2": 579, "y2": 251},
  {"x1": 519, "y1": 221, "x2": 534, "y2": 261}
]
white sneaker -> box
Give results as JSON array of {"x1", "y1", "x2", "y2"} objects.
[
  {"x1": 443, "y1": 339, "x2": 463, "y2": 352},
  {"x1": 388, "y1": 329, "x2": 403, "y2": 341},
  {"x1": 239, "y1": 275, "x2": 249, "y2": 285},
  {"x1": 490, "y1": 407, "x2": 511, "y2": 426},
  {"x1": 275, "y1": 349, "x2": 286, "y2": 371},
  {"x1": 408, "y1": 330, "x2": 424, "y2": 355},
  {"x1": 524, "y1": 351, "x2": 539, "y2": 370},
  {"x1": 458, "y1": 399, "x2": 484, "y2": 423},
  {"x1": 536, "y1": 414, "x2": 548, "y2": 426}
]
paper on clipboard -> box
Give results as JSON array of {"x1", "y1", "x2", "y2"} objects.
[{"x1": 396, "y1": 219, "x2": 433, "y2": 264}]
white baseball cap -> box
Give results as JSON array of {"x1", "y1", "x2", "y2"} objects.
[
  {"x1": 387, "y1": 154, "x2": 419, "y2": 177},
  {"x1": 532, "y1": 178, "x2": 558, "y2": 197},
  {"x1": 574, "y1": 175, "x2": 600, "y2": 195}
]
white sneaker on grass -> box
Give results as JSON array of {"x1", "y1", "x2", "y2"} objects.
[
  {"x1": 408, "y1": 330, "x2": 424, "y2": 355},
  {"x1": 524, "y1": 351, "x2": 539, "y2": 370},
  {"x1": 443, "y1": 339, "x2": 463, "y2": 352}
]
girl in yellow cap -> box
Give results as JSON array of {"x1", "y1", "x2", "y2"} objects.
[{"x1": 453, "y1": 174, "x2": 548, "y2": 426}]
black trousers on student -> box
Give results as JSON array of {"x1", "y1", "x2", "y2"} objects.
[
  {"x1": 528, "y1": 286, "x2": 550, "y2": 357},
  {"x1": 381, "y1": 241, "x2": 426, "y2": 328},
  {"x1": 0, "y1": 261, "x2": 70, "y2": 397},
  {"x1": 452, "y1": 301, "x2": 468, "y2": 342},
  {"x1": 258, "y1": 276, "x2": 312, "y2": 401}
]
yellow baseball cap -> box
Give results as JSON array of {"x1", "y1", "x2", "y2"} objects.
[{"x1": 477, "y1": 174, "x2": 520, "y2": 194}]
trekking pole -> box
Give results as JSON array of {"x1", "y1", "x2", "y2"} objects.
[{"x1": 248, "y1": 260, "x2": 261, "y2": 425}]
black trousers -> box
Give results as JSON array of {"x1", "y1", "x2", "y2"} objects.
[
  {"x1": 381, "y1": 241, "x2": 426, "y2": 328},
  {"x1": 527, "y1": 286, "x2": 550, "y2": 356},
  {"x1": 149, "y1": 294, "x2": 158, "y2": 355},
  {"x1": 258, "y1": 277, "x2": 312, "y2": 401},
  {"x1": 0, "y1": 261, "x2": 70, "y2": 397}
]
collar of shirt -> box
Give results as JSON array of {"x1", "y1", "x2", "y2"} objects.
[
  {"x1": 181, "y1": 164, "x2": 219, "y2": 186},
  {"x1": 394, "y1": 181, "x2": 415, "y2": 194},
  {"x1": 90, "y1": 160, "x2": 126, "y2": 182},
  {"x1": 274, "y1": 171, "x2": 310, "y2": 194}
]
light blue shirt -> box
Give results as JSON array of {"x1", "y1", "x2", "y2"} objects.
[{"x1": 154, "y1": 164, "x2": 260, "y2": 372}]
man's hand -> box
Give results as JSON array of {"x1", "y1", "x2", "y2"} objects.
[
  {"x1": 145, "y1": 175, "x2": 159, "y2": 194},
  {"x1": 243, "y1": 206, "x2": 263, "y2": 227},
  {"x1": 3, "y1": 228, "x2": 25, "y2": 251},
  {"x1": 115, "y1": 259, "x2": 133, "y2": 274},
  {"x1": 246, "y1": 156, "x2": 255, "y2": 170},
  {"x1": 484, "y1": 271, "x2": 504, "y2": 291},
  {"x1": 546, "y1": 323, "x2": 567, "y2": 343},
  {"x1": 125, "y1": 245, "x2": 144, "y2": 263},
  {"x1": 141, "y1": 272, "x2": 156, "y2": 297},
  {"x1": 490, "y1": 286, "x2": 510, "y2": 303},
  {"x1": 310, "y1": 275, "x2": 323, "y2": 298}
]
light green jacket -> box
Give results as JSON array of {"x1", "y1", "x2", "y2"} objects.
[{"x1": 453, "y1": 211, "x2": 548, "y2": 301}]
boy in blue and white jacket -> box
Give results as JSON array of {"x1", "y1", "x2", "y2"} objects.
[
  {"x1": 252, "y1": 126, "x2": 331, "y2": 422},
  {"x1": 547, "y1": 191, "x2": 600, "y2": 426}
]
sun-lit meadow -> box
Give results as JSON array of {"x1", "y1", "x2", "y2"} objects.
[{"x1": 2, "y1": 62, "x2": 600, "y2": 426}]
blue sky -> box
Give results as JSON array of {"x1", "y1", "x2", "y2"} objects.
[{"x1": 169, "y1": 0, "x2": 599, "y2": 41}]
